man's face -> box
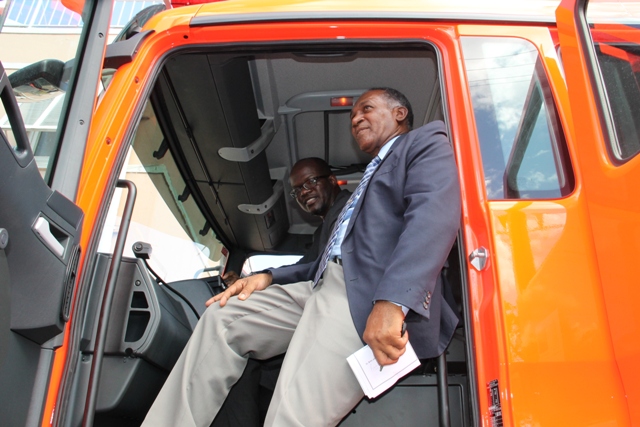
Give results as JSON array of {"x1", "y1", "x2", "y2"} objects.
[
  {"x1": 289, "y1": 164, "x2": 337, "y2": 218},
  {"x1": 350, "y1": 90, "x2": 407, "y2": 156}
]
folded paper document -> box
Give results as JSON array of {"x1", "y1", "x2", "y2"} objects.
[{"x1": 347, "y1": 341, "x2": 421, "y2": 398}]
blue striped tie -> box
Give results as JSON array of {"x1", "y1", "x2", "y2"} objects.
[{"x1": 313, "y1": 155, "x2": 382, "y2": 285}]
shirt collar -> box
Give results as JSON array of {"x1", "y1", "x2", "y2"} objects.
[{"x1": 377, "y1": 134, "x2": 400, "y2": 160}]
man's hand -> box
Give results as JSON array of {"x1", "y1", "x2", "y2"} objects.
[
  {"x1": 222, "y1": 270, "x2": 241, "y2": 286},
  {"x1": 362, "y1": 301, "x2": 408, "y2": 367},
  {"x1": 206, "y1": 273, "x2": 272, "y2": 308}
]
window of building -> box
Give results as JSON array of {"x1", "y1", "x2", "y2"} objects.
[
  {"x1": 2, "y1": 0, "x2": 162, "y2": 29},
  {"x1": 0, "y1": 95, "x2": 62, "y2": 179},
  {"x1": 0, "y1": 0, "x2": 164, "y2": 181},
  {"x1": 462, "y1": 36, "x2": 574, "y2": 200}
]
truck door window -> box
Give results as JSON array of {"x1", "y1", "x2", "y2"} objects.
[
  {"x1": 462, "y1": 37, "x2": 573, "y2": 200},
  {"x1": 587, "y1": 0, "x2": 640, "y2": 162},
  {"x1": 98, "y1": 101, "x2": 225, "y2": 282}
]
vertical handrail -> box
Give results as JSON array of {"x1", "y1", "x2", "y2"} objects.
[
  {"x1": 437, "y1": 351, "x2": 451, "y2": 427},
  {"x1": 82, "y1": 179, "x2": 136, "y2": 427}
]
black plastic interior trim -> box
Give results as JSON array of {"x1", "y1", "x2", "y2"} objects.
[
  {"x1": 455, "y1": 231, "x2": 479, "y2": 426},
  {"x1": 23, "y1": 348, "x2": 56, "y2": 427},
  {"x1": 61, "y1": 245, "x2": 81, "y2": 322},
  {"x1": 104, "y1": 30, "x2": 155, "y2": 70},
  {"x1": 149, "y1": 77, "x2": 235, "y2": 251},
  {"x1": 46, "y1": 190, "x2": 84, "y2": 229}
]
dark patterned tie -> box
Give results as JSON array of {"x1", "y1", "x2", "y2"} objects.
[{"x1": 313, "y1": 155, "x2": 382, "y2": 285}]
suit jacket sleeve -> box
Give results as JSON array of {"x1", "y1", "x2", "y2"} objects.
[{"x1": 270, "y1": 260, "x2": 316, "y2": 285}]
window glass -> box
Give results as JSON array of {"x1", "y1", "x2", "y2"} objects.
[
  {"x1": 511, "y1": 107, "x2": 560, "y2": 194},
  {"x1": 462, "y1": 37, "x2": 573, "y2": 199},
  {"x1": 0, "y1": 94, "x2": 20, "y2": 150},
  {"x1": 98, "y1": 101, "x2": 226, "y2": 282},
  {"x1": 0, "y1": 0, "x2": 163, "y2": 181},
  {"x1": 586, "y1": 0, "x2": 640, "y2": 161}
]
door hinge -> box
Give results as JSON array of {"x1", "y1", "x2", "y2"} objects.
[{"x1": 469, "y1": 246, "x2": 489, "y2": 271}]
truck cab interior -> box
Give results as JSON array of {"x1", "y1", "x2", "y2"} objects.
[{"x1": 65, "y1": 41, "x2": 472, "y2": 427}]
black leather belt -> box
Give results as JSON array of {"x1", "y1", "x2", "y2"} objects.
[{"x1": 330, "y1": 256, "x2": 343, "y2": 265}]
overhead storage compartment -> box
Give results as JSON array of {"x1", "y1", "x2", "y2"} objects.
[{"x1": 153, "y1": 54, "x2": 288, "y2": 251}]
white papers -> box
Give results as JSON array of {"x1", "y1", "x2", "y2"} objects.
[{"x1": 347, "y1": 342, "x2": 420, "y2": 399}]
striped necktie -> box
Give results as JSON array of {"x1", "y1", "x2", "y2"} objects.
[{"x1": 313, "y1": 155, "x2": 382, "y2": 285}]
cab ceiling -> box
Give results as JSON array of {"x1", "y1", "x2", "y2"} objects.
[{"x1": 153, "y1": 46, "x2": 442, "y2": 254}]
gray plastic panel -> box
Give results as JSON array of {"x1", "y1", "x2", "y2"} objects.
[
  {"x1": 1, "y1": 73, "x2": 83, "y2": 345},
  {"x1": 82, "y1": 256, "x2": 191, "y2": 371},
  {"x1": 164, "y1": 278, "x2": 219, "y2": 329},
  {"x1": 157, "y1": 54, "x2": 289, "y2": 251},
  {"x1": 339, "y1": 374, "x2": 470, "y2": 427},
  {"x1": 66, "y1": 354, "x2": 167, "y2": 426},
  {"x1": 95, "y1": 356, "x2": 166, "y2": 416},
  {"x1": 0, "y1": 331, "x2": 41, "y2": 426}
]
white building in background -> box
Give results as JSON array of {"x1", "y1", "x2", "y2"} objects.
[
  {"x1": 0, "y1": 0, "x2": 292, "y2": 279},
  {"x1": 1, "y1": 0, "x2": 165, "y2": 73},
  {"x1": 0, "y1": 0, "x2": 165, "y2": 176}
]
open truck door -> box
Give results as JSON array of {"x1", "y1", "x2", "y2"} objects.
[
  {"x1": 0, "y1": 1, "x2": 113, "y2": 425},
  {"x1": 556, "y1": 0, "x2": 640, "y2": 424}
]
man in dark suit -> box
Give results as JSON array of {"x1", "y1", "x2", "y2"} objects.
[
  {"x1": 212, "y1": 157, "x2": 351, "y2": 426},
  {"x1": 142, "y1": 88, "x2": 460, "y2": 427}
]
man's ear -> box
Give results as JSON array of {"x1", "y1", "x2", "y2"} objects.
[
  {"x1": 327, "y1": 174, "x2": 338, "y2": 187},
  {"x1": 394, "y1": 106, "x2": 409, "y2": 124}
]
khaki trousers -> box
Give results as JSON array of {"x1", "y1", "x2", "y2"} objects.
[{"x1": 141, "y1": 262, "x2": 364, "y2": 427}]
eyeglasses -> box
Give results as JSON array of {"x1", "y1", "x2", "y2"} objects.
[{"x1": 289, "y1": 175, "x2": 330, "y2": 199}]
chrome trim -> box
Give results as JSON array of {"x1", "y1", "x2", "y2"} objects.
[{"x1": 469, "y1": 247, "x2": 489, "y2": 271}]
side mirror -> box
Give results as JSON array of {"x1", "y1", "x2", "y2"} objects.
[{"x1": 9, "y1": 59, "x2": 72, "y2": 102}]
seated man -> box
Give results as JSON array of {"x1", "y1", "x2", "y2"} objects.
[
  {"x1": 142, "y1": 87, "x2": 461, "y2": 427},
  {"x1": 212, "y1": 157, "x2": 351, "y2": 426},
  {"x1": 222, "y1": 157, "x2": 351, "y2": 283}
]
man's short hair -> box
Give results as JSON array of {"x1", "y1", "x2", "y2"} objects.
[
  {"x1": 291, "y1": 157, "x2": 333, "y2": 177},
  {"x1": 368, "y1": 87, "x2": 414, "y2": 129}
]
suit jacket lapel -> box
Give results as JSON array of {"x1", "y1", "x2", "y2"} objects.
[{"x1": 343, "y1": 133, "x2": 406, "y2": 241}]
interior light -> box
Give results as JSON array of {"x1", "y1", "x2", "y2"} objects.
[{"x1": 330, "y1": 96, "x2": 353, "y2": 107}]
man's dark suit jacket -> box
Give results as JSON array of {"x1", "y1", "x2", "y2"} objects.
[{"x1": 271, "y1": 121, "x2": 461, "y2": 359}]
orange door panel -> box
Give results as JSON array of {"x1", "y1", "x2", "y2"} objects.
[{"x1": 557, "y1": 0, "x2": 640, "y2": 424}]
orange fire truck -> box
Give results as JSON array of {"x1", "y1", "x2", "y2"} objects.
[{"x1": 1, "y1": 0, "x2": 639, "y2": 426}]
